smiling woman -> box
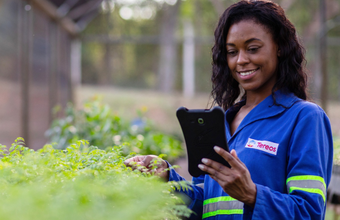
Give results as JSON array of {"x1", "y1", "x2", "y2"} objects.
[
  {"x1": 225, "y1": 20, "x2": 280, "y2": 135},
  {"x1": 124, "y1": 1, "x2": 333, "y2": 220}
]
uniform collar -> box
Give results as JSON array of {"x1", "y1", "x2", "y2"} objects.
[
  {"x1": 270, "y1": 89, "x2": 299, "y2": 108},
  {"x1": 225, "y1": 89, "x2": 301, "y2": 140}
]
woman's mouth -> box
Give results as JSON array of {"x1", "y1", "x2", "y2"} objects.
[
  {"x1": 238, "y1": 69, "x2": 258, "y2": 76},
  {"x1": 237, "y1": 68, "x2": 259, "y2": 78}
]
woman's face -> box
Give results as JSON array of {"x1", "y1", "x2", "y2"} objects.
[{"x1": 226, "y1": 20, "x2": 279, "y2": 95}]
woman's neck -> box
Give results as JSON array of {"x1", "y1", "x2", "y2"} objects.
[{"x1": 245, "y1": 89, "x2": 273, "y2": 108}]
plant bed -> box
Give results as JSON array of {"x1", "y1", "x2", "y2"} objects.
[
  {"x1": 328, "y1": 137, "x2": 340, "y2": 204},
  {"x1": 0, "y1": 138, "x2": 191, "y2": 220},
  {"x1": 46, "y1": 97, "x2": 184, "y2": 163}
]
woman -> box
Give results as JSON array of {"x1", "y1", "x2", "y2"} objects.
[{"x1": 125, "y1": 0, "x2": 333, "y2": 219}]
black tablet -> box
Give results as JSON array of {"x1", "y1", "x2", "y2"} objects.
[{"x1": 176, "y1": 106, "x2": 230, "y2": 177}]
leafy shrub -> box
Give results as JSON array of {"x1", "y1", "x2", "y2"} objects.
[
  {"x1": 0, "y1": 138, "x2": 191, "y2": 220},
  {"x1": 46, "y1": 97, "x2": 184, "y2": 163}
]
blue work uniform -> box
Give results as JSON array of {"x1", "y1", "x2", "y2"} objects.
[{"x1": 169, "y1": 90, "x2": 333, "y2": 220}]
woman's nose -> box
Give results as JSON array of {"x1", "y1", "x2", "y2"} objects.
[{"x1": 236, "y1": 50, "x2": 249, "y2": 65}]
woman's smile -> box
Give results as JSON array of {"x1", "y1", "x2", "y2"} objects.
[{"x1": 237, "y1": 68, "x2": 259, "y2": 79}]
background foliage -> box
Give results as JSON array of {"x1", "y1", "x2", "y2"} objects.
[
  {"x1": 46, "y1": 97, "x2": 184, "y2": 163},
  {"x1": 81, "y1": 0, "x2": 340, "y2": 101},
  {"x1": 0, "y1": 138, "x2": 191, "y2": 220}
]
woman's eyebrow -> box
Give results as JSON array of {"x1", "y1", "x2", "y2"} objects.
[
  {"x1": 226, "y1": 38, "x2": 263, "y2": 46},
  {"x1": 245, "y1": 38, "x2": 262, "y2": 43}
]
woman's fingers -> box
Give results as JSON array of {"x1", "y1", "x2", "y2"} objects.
[
  {"x1": 199, "y1": 162, "x2": 219, "y2": 176},
  {"x1": 124, "y1": 155, "x2": 156, "y2": 167},
  {"x1": 199, "y1": 147, "x2": 242, "y2": 174},
  {"x1": 198, "y1": 148, "x2": 257, "y2": 207},
  {"x1": 230, "y1": 149, "x2": 246, "y2": 167},
  {"x1": 124, "y1": 157, "x2": 139, "y2": 168},
  {"x1": 124, "y1": 155, "x2": 169, "y2": 180},
  {"x1": 214, "y1": 146, "x2": 243, "y2": 169},
  {"x1": 200, "y1": 158, "x2": 230, "y2": 177}
]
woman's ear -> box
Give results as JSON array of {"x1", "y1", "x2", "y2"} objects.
[{"x1": 278, "y1": 49, "x2": 281, "y2": 57}]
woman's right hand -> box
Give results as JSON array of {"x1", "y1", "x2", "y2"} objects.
[{"x1": 124, "y1": 155, "x2": 169, "y2": 181}]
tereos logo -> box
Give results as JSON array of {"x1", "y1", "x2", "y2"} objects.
[{"x1": 247, "y1": 140, "x2": 256, "y2": 148}]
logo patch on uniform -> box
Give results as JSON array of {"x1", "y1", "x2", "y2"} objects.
[{"x1": 245, "y1": 138, "x2": 279, "y2": 155}]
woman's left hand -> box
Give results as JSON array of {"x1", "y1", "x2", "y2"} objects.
[{"x1": 198, "y1": 146, "x2": 257, "y2": 208}]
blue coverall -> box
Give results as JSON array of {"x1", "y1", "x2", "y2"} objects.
[{"x1": 169, "y1": 90, "x2": 333, "y2": 220}]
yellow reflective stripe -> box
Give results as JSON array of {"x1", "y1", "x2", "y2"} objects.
[
  {"x1": 203, "y1": 200, "x2": 243, "y2": 214},
  {"x1": 203, "y1": 197, "x2": 243, "y2": 218},
  {"x1": 289, "y1": 187, "x2": 326, "y2": 202},
  {"x1": 286, "y1": 175, "x2": 327, "y2": 203},
  {"x1": 286, "y1": 175, "x2": 326, "y2": 189},
  {"x1": 203, "y1": 196, "x2": 236, "y2": 205},
  {"x1": 202, "y1": 209, "x2": 243, "y2": 219}
]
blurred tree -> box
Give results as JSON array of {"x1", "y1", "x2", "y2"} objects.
[
  {"x1": 278, "y1": 0, "x2": 297, "y2": 10},
  {"x1": 157, "y1": 0, "x2": 181, "y2": 93},
  {"x1": 209, "y1": 0, "x2": 229, "y2": 16},
  {"x1": 319, "y1": 0, "x2": 328, "y2": 113},
  {"x1": 80, "y1": 0, "x2": 340, "y2": 105},
  {"x1": 181, "y1": 0, "x2": 195, "y2": 97},
  {"x1": 101, "y1": 0, "x2": 113, "y2": 85}
]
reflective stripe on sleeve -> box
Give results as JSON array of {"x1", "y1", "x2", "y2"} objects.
[
  {"x1": 195, "y1": 183, "x2": 204, "y2": 189},
  {"x1": 286, "y1": 175, "x2": 326, "y2": 202},
  {"x1": 202, "y1": 196, "x2": 243, "y2": 219}
]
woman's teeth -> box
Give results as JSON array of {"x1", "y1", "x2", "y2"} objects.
[{"x1": 239, "y1": 69, "x2": 257, "y2": 76}]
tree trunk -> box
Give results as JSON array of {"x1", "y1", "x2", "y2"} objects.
[
  {"x1": 102, "y1": 43, "x2": 112, "y2": 85},
  {"x1": 183, "y1": 19, "x2": 195, "y2": 97},
  {"x1": 278, "y1": 0, "x2": 297, "y2": 10},
  {"x1": 157, "y1": 1, "x2": 181, "y2": 93},
  {"x1": 319, "y1": 0, "x2": 328, "y2": 113},
  {"x1": 99, "y1": 1, "x2": 113, "y2": 85}
]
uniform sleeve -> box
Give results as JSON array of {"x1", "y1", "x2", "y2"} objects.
[
  {"x1": 244, "y1": 106, "x2": 333, "y2": 219},
  {"x1": 167, "y1": 162, "x2": 204, "y2": 219}
]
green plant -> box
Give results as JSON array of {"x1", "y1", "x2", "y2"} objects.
[
  {"x1": 46, "y1": 97, "x2": 184, "y2": 163},
  {"x1": 0, "y1": 138, "x2": 191, "y2": 220}
]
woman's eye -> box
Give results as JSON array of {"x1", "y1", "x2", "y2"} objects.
[
  {"x1": 227, "y1": 51, "x2": 237, "y2": 56},
  {"x1": 248, "y1": 47, "x2": 259, "y2": 53}
]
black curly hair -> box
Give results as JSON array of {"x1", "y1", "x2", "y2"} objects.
[{"x1": 211, "y1": 0, "x2": 308, "y2": 110}]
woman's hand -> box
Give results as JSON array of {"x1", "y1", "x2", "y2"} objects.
[
  {"x1": 198, "y1": 146, "x2": 257, "y2": 208},
  {"x1": 124, "y1": 155, "x2": 169, "y2": 181}
]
